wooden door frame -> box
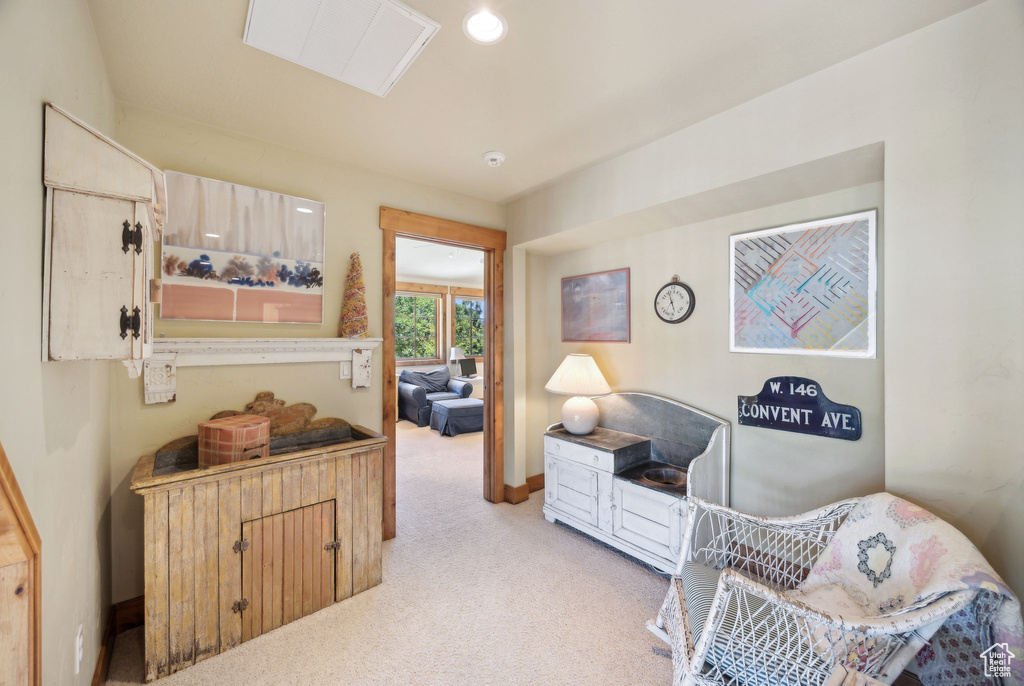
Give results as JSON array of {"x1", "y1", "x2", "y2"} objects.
[
  {"x1": 380, "y1": 207, "x2": 507, "y2": 539},
  {"x1": 0, "y1": 440, "x2": 42, "y2": 685}
]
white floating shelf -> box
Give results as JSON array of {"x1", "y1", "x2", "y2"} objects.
[{"x1": 139, "y1": 337, "x2": 382, "y2": 404}]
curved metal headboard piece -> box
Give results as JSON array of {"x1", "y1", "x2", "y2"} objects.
[{"x1": 592, "y1": 392, "x2": 726, "y2": 464}]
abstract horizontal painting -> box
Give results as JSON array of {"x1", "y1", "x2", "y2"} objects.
[
  {"x1": 730, "y1": 210, "x2": 876, "y2": 357},
  {"x1": 561, "y1": 268, "x2": 630, "y2": 343},
  {"x1": 161, "y1": 171, "x2": 325, "y2": 324}
]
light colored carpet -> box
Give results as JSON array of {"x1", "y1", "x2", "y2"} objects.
[{"x1": 107, "y1": 421, "x2": 673, "y2": 685}]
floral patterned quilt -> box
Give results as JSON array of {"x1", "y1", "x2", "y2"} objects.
[{"x1": 791, "y1": 493, "x2": 1022, "y2": 685}]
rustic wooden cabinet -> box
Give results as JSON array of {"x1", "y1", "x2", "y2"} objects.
[
  {"x1": 131, "y1": 430, "x2": 386, "y2": 681},
  {"x1": 42, "y1": 103, "x2": 164, "y2": 366}
]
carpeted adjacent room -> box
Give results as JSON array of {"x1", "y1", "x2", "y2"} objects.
[{"x1": 105, "y1": 421, "x2": 672, "y2": 685}]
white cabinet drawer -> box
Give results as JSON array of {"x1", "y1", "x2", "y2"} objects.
[
  {"x1": 611, "y1": 478, "x2": 685, "y2": 564},
  {"x1": 546, "y1": 455, "x2": 600, "y2": 527},
  {"x1": 544, "y1": 436, "x2": 614, "y2": 472}
]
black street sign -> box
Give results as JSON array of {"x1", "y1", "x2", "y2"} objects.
[{"x1": 737, "y1": 377, "x2": 862, "y2": 441}]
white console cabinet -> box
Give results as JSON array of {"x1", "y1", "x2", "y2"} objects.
[{"x1": 542, "y1": 393, "x2": 729, "y2": 574}]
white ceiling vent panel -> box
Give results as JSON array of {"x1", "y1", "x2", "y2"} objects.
[{"x1": 243, "y1": 0, "x2": 439, "y2": 97}]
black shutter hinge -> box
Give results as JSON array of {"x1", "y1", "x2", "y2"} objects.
[
  {"x1": 120, "y1": 306, "x2": 129, "y2": 339},
  {"x1": 121, "y1": 220, "x2": 143, "y2": 254}
]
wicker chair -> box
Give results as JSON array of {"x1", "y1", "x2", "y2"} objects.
[{"x1": 647, "y1": 497, "x2": 975, "y2": 686}]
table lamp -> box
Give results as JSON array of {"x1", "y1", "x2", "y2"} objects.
[
  {"x1": 545, "y1": 354, "x2": 611, "y2": 435},
  {"x1": 449, "y1": 346, "x2": 465, "y2": 374}
]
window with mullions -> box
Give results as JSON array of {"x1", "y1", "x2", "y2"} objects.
[
  {"x1": 395, "y1": 294, "x2": 441, "y2": 360},
  {"x1": 453, "y1": 297, "x2": 485, "y2": 358}
]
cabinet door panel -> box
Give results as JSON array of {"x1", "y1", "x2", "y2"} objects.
[
  {"x1": 282, "y1": 510, "x2": 295, "y2": 625},
  {"x1": 271, "y1": 514, "x2": 284, "y2": 630},
  {"x1": 240, "y1": 521, "x2": 254, "y2": 643},
  {"x1": 546, "y1": 456, "x2": 600, "y2": 526},
  {"x1": 611, "y1": 479, "x2": 681, "y2": 564},
  {"x1": 319, "y1": 500, "x2": 335, "y2": 610},
  {"x1": 240, "y1": 501, "x2": 335, "y2": 642},
  {"x1": 47, "y1": 190, "x2": 135, "y2": 360},
  {"x1": 249, "y1": 519, "x2": 263, "y2": 639},
  {"x1": 261, "y1": 516, "x2": 274, "y2": 635}
]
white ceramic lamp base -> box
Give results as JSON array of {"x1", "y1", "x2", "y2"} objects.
[{"x1": 560, "y1": 395, "x2": 600, "y2": 435}]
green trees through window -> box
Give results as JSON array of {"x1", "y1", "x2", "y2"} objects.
[
  {"x1": 395, "y1": 295, "x2": 439, "y2": 359},
  {"x1": 454, "y1": 297, "x2": 484, "y2": 357}
]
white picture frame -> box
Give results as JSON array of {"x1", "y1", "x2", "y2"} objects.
[{"x1": 729, "y1": 210, "x2": 877, "y2": 358}]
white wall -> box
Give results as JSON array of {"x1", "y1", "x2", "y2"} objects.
[
  {"x1": 0, "y1": 0, "x2": 116, "y2": 682},
  {"x1": 507, "y1": 0, "x2": 1024, "y2": 596},
  {"x1": 525, "y1": 184, "x2": 886, "y2": 512},
  {"x1": 108, "y1": 104, "x2": 503, "y2": 602}
]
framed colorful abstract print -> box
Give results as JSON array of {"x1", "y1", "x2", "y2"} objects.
[
  {"x1": 730, "y1": 210, "x2": 877, "y2": 358},
  {"x1": 561, "y1": 268, "x2": 630, "y2": 343},
  {"x1": 160, "y1": 171, "x2": 325, "y2": 324}
]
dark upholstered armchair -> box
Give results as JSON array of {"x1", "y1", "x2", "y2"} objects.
[{"x1": 397, "y1": 367, "x2": 473, "y2": 427}]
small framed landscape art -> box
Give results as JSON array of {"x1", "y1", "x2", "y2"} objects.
[
  {"x1": 160, "y1": 171, "x2": 326, "y2": 324},
  {"x1": 730, "y1": 210, "x2": 877, "y2": 358},
  {"x1": 561, "y1": 268, "x2": 630, "y2": 343}
]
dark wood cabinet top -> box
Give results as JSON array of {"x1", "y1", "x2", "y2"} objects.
[{"x1": 545, "y1": 426, "x2": 651, "y2": 454}]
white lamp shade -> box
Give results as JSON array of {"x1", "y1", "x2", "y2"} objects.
[
  {"x1": 449, "y1": 346, "x2": 465, "y2": 362},
  {"x1": 545, "y1": 354, "x2": 611, "y2": 396}
]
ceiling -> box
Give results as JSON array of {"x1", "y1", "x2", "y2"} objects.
[
  {"x1": 88, "y1": 0, "x2": 982, "y2": 204},
  {"x1": 395, "y1": 237, "x2": 483, "y2": 288}
]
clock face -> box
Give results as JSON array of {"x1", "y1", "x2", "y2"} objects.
[{"x1": 655, "y1": 281, "x2": 695, "y2": 323}]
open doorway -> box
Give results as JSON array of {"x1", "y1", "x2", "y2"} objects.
[
  {"x1": 393, "y1": 238, "x2": 485, "y2": 508},
  {"x1": 379, "y1": 208, "x2": 506, "y2": 540}
]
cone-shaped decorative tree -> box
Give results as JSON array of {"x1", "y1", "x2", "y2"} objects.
[{"x1": 339, "y1": 252, "x2": 369, "y2": 338}]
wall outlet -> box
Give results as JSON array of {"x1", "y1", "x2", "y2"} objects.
[{"x1": 74, "y1": 624, "x2": 83, "y2": 675}]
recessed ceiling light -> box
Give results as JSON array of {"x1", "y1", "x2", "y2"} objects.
[
  {"x1": 483, "y1": 151, "x2": 506, "y2": 167},
  {"x1": 205, "y1": 233, "x2": 220, "y2": 238},
  {"x1": 463, "y1": 9, "x2": 507, "y2": 44},
  {"x1": 296, "y1": 207, "x2": 313, "y2": 214}
]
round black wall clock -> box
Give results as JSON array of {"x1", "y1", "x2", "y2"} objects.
[{"x1": 654, "y1": 276, "x2": 695, "y2": 323}]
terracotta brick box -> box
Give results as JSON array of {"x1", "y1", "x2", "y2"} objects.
[{"x1": 198, "y1": 414, "x2": 270, "y2": 468}]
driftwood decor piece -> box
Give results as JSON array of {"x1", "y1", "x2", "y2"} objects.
[
  {"x1": 131, "y1": 426, "x2": 386, "y2": 681},
  {"x1": 155, "y1": 393, "x2": 354, "y2": 474},
  {"x1": 0, "y1": 440, "x2": 42, "y2": 686}
]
